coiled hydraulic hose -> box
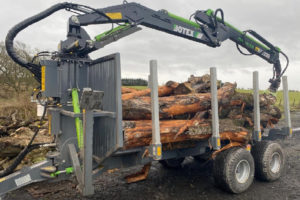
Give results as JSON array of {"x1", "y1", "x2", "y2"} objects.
[
  {"x1": 5, "y1": 3, "x2": 76, "y2": 82},
  {"x1": 5, "y1": 2, "x2": 112, "y2": 83}
]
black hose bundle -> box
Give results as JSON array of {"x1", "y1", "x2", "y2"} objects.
[
  {"x1": 5, "y1": 2, "x2": 74, "y2": 82},
  {"x1": 5, "y1": 2, "x2": 112, "y2": 83}
]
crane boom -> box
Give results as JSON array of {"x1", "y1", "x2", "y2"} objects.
[{"x1": 5, "y1": 2, "x2": 288, "y2": 91}]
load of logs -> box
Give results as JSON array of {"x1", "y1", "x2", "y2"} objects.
[
  {"x1": 0, "y1": 74, "x2": 281, "y2": 172},
  {"x1": 121, "y1": 74, "x2": 281, "y2": 150}
]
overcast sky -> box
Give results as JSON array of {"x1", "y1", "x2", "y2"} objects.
[{"x1": 1, "y1": 0, "x2": 300, "y2": 90}]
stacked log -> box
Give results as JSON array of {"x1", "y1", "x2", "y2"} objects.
[
  {"x1": 122, "y1": 74, "x2": 281, "y2": 149},
  {"x1": 122, "y1": 82, "x2": 235, "y2": 120},
  {"x1": 122, "y1": 81, "x2": 179, "y2": 101}
]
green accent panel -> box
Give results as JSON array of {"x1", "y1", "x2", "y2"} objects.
[
  {"x1": 206, "y1": 9, "x2": 270, "y2": 51},
  {"x1": 95, "y1": 23, "x2": 130, "y2": 41},
  {"x1": 72, "y1": 89, "x2": 83, "y2": 149},
  {"x1": 168, "y1": 12, "x2": 200, "y2": 28},
  {"x1": 275, "y1": 46, "x2": 281, "y2": 52}
]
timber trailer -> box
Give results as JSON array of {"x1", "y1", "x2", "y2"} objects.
[{"x1": 0, "y1": 1, "x2": 295, "y2": 197}]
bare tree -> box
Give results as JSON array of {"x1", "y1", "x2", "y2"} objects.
[{"x1": 0, "y1": 42, "x2": 38, "y2": 96}]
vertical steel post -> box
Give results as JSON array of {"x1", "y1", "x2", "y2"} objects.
[
  {"x1": 253, "y1": 71, "x2": 261, "y2": 141},
  {"x1": 82, "y1": 109, "x2": 95, "y2": 196},
  {"x1": 149, "y1": 60, "x2": 162, "y2": 160},
  {"x1": 210, "y1": 67, "x2": 220, "y2": 150},
  {"x1": 282, "y1": 76, "x2": 292, "y2": 137}
]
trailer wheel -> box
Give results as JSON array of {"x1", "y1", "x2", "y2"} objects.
[
  {"x1": 213, "y1": 147, "x2": 254, "y2": 193},
  {"x1": 159, "y1": 158, "x2": 185, "y2": 169},
  {"x1": 251, "y1": 141, "x2": 285, "y2": 181}
]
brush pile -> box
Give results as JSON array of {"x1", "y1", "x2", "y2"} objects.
[
  {"x1": 0, "y1": 116, "x2": 52, "y2": 171},
  {"x1": 121, "y1": 74, "x2": 281, "y2": 149}
]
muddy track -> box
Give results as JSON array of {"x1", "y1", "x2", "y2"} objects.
[{"x1": 5, "y1": 112, "x2": 300, "y2": 200}]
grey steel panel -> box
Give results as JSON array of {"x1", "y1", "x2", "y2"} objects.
[
  {"x1": 59, "y1": 61, "x2": 88, "y2": 104},
  {"x1": 40, "y1": 60, "x2": 59, "y2": 97},
  {"x1": 58, "y1": 114, "x2": 78, "y2": 169},
  {"x1": 88, "y1": 53, "x2": 123, "y2": 159}
]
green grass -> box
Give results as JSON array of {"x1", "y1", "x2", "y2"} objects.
[
  {"x1": 236, "y1": 88, "x2": 300, "y2": 111},
  {"x1": 275, "y1": 91, "x2": 300, "y2": 110},
  {"x1": 124, "y1": 86, "x2": 148, "y2": 90}
]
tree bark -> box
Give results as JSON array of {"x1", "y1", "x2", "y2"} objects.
[
  {"x1": 173, "y1": 82, "x2": 195, "y2": 95},
  {"x1": 123, "y1": 118, "x2": 249, "y2": 149},
  {"x1": 122, "y1": 81, "x2": 179, "y2": 101},
  {"x1": 122, "y1": 82, "x2": 236, "y2": 120}
]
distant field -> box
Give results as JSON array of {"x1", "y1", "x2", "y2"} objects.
[
  {"x1": 237, "y1": 88, "x2": 300, "y2": 111},
  {"x1": 124, "y1": 86, "x2": 148, "y2": 90}
]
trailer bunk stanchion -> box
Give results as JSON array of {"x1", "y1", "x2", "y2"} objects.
[
  {"x1": 253, "y1": 71, "x2": 262, "y2": 141},
  {"x1": 82, "y1": 107, "x2": 95, "y2": 196},
  {"x1": 149, "y1": 60, "x2": 162, "y2": 160},
  {"x1": 210, "y1": 67, "x2": 221, "y2": 150},
  {"x1": 282, "y1": 76, "x2": 293, "y2": 137}
]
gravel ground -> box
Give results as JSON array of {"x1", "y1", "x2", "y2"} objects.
[{"x1": 4, "y1": 112, "x2": 300, "y2": 200}]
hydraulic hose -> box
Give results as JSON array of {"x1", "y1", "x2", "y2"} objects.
[{"x1": 5, "y1": 2, "x2": 75, "y2": 82}]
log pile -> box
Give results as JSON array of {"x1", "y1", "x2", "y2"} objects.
[{"x1": 122, "y1": 74, "x2": 281, "y2": 149}]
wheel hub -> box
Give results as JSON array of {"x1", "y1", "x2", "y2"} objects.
[
  {"x1": 235, "y1": 159, "x2": 251, "y2": 184},
  {"x1": 270, "y1": 152, "x2": 281, "y2": 173}
]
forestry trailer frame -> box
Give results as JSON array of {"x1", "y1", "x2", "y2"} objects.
[{"x1": 1, "y1": 1, "x2": 295, "y2": 197}]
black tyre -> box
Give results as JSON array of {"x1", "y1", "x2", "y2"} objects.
[
  {"x1": 159, "y1": 158, "x2": 185, "y2": 169},
  {"x1": 213, "y1": 147, "x2": 254, "y2": 194},
  {"x1": 251, "y1": 141, "x2": 285, "y2": 181}
]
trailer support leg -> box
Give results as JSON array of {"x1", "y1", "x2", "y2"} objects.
[
  {"x1": 149, "y1": 60, "x2": 162, "y2": 160},
  {"x1": 282, "y1": 76, "x2": 292, "y2": 137},
  {"x1": 68, "y1": 143, "x2": 83, "y2": 187},
  {"x1": 210, "y1": 67, "x2": 220, "y2": 150},
  {"x1": 253, "y1": 71, "x2": 261, "y2": 141}
]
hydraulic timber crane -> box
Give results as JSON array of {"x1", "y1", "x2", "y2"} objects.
[{"x1": 5, "y1": 2, "x2": 288, "y2": 92}]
